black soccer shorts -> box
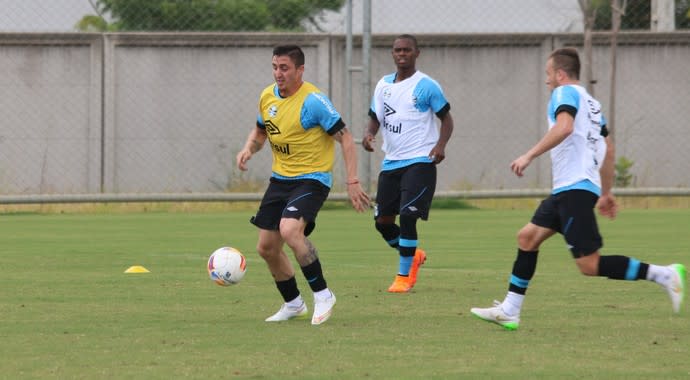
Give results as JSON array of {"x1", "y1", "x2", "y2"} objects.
[
  {"x1": 374, "y1": 162, "x2": 437, "y2": 220},
  {"x1": 250, "y1": 177, "x2": 330, "y2": 237},
  {"x1": 531, "y1": 190, "x2": 603, "y2": 258}
]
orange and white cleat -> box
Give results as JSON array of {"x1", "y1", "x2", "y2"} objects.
[
  {"x1": 408, "y1": 248, "x2": 427, "y2": 287},
  {"x1": 387, "y1": 248, "x2": 427, "y2": 293},
  {"x1": 387, "y1": 275, "x2": 413, "y2": 293}
]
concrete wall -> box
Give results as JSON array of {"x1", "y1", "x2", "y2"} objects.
[
  {"x1": 0, "y1": 34, "x2": 102, "y2": 194},
  {"x1": 0, "y1": 32, "x2": 688, "y2": 196}
]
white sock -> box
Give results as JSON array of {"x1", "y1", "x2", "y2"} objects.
[
  {"x1": 313, "y1": 288, "x2": 333, "y2": 302},
  {"x1": 286, "y1": 295, "x2": 304, "y2": 308},
  {"x1": 501, "y1": 291, "x2": 524, "y2": 317},
  {"x1": 646, "y1": 264, "x2": 672, "y2": 286}
]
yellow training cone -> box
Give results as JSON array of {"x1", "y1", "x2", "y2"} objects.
[{"x1": 124, "y1": 265, "x2": 150, "y2": 273}]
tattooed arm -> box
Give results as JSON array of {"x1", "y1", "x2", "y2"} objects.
[{"x1": 237, "y1": 126, "x2": 267, "y2": 171}]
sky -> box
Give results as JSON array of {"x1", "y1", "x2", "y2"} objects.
[
  {"x1": 0, "y1": 0, "x2": 95, "y2": 32},
  {"x1": 308, "y1": 0, "x2": 584, "y2": 34}
]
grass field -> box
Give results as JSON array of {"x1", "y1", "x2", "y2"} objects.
[{"x1": 1, "y1": 206, "x2": 688, "y2": 379}]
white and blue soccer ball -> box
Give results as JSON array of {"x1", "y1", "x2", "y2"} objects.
[{"x1": 207, "y1": 247, "x2": 246, "y2": 286}]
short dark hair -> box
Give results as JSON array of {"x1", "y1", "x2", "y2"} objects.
[
  {"x1": 394, "y1": 34, "x2": 418, "y2": 50},
  {"x1": 549, "y1": 47, "x2": 580, "y2": 80},
  {"x1": 272, "y1": 45, "x2": 305, "y2": 67}
]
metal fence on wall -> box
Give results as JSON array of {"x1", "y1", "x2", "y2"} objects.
[{"x1": 0, "y1": 0, "x2": 689, "y2": 203}]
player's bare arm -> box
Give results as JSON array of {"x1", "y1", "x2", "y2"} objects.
[
  {"x1": 361, "y1": 117, "x2": 380, "y2": 152},
  {"x1": 597, "y1": 135, "x2": 618, "y2": 219},
  {"x1": 236, "y1": 127, "x2": 267, "y2": 171},
  {"x1": 511, "y1": 112, "x2": 574, "y2": 177},
  {"x1": 428, "y1": 111, "x2": 454, "y2": 164},
  {"x1": 333, "y1": 127, "x2": 371, "y2": 212}
]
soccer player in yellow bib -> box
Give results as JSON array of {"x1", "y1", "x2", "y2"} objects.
[{"x1": 236, "y1": 45, "x2": 370, "y2": 325}]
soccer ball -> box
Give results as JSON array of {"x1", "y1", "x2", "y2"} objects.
[{"x1": 207, "y1": 247, "x2": 247, "y2": 286}]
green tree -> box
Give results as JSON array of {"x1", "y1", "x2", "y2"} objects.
[
  {"x1": 75, "y1": 14, "x2": 113, "y2": 32},
  {"x1": 76, "y1": 0, "x2": 117, "y2": 31},
  {"x1": 677, "y1": 0, "x2": 690, "y2": 28},
  {"x1": 591, "y1": 0, "x2": 690, "y2": 30},
  {"x1": 593, "y1": 0, "x2": 650, "y2": 30},
  {"x1": 615, "y1": 156, "x2": 635, "y2": 187},
  {"x1": 76, "y1": 0, "x2": 344, "y2": 32}
]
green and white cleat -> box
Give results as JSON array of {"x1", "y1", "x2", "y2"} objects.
[
  {"x1": 470, "y1": 301, "x2": 520, "y2": 331},
  {"x1": 666, "y1": 264, "x2": 686, "y2": 313}
]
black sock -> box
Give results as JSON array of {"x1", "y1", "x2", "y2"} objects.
[
  {"x1": 508, "y1": 249, "x2": 538, "y2": 295},
  {"x1": 376, "y1": 222, "x2": 400, "y2": 249},
  {"x1": 275, "y1": 277, "x2": 300, "y2": 303},
  {"x1": 598, "y1": 255, "x2": 648, "y2": 280},
  {"x1": 301, "y1": 259, "x2": 328, "y2": 292},
  {"x1": 399, "y1": 214, "x2": 418, "y2": 258}
]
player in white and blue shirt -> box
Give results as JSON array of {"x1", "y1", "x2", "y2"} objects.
[
  {"x1": 547, "y1": 83, "x2": 607, "y2": 196},
  {"x1": 370, "y1": 70, "x2": 449, "y2": 168},
  {"x1": 471, "y1": 47, "x2": 686, "y2": 330},
  {"x1": 362, "y1": 34, "x2": 454, "y2": 293}
]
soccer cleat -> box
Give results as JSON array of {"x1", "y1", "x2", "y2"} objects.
[
  {"x1": 265, "y1": 302, "x2": 308, "y2": 322},
  {"x1": 387, "y1": 275, "x2": 413, "y2": 293},
  {"x1": 387, "y1": 249, "x2": 427, "y2": 293},
  {"x1": 665, "y1": 263, "x2": 686, "y2": 313},
  {"x1": 470, "y1": 300, "x2": 520, "y2": 331},
  {"x1": 408, "y1": 248, "x2": 427, "y2": 287},
  {"x1": 311, "y1": 292, "x2": 336, "y2": 325}
]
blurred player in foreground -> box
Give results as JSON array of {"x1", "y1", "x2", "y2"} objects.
[{"x1": 471, "y1": 47, "x2": 685, "y2": 330}]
